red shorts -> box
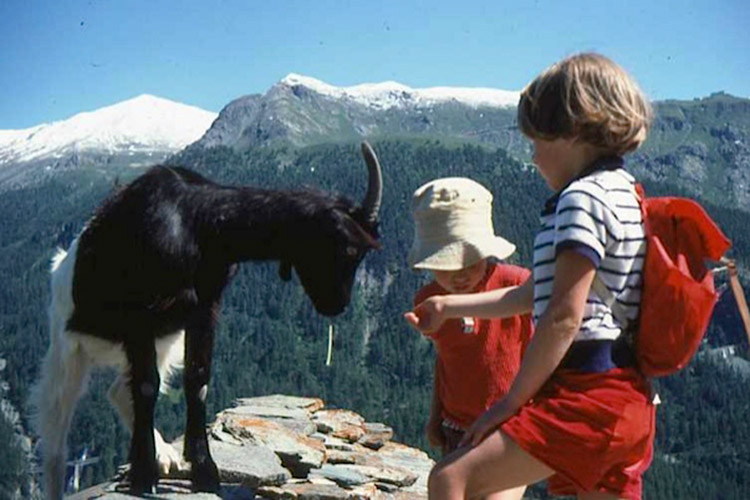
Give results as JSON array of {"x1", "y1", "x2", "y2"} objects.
[{"x1": 501, "y1": 368, "x2": 656, "y2": 500}]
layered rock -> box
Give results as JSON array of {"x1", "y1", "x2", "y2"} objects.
[{"x1": 70, "y1": 395, "x2": 433, "y2": 500}]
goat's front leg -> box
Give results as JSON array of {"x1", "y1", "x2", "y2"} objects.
[
  {"x1": 184, "y1": 305, "x2": 221, "y2": 492},
  {"x1": 125, "y1": 339, "x2": 160, "y2": 495}
]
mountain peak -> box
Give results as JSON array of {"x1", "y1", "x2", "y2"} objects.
[
  {"x1": 279, "y1": 73, "x2": 520, "y2": 110},
  {"x1": 0, "y1": 96, "x2": 217, "y2": 165}
]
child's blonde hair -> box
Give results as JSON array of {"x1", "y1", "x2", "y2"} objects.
[{"x1": 518, "y1": 52, "x2": 652, "y2": 155}]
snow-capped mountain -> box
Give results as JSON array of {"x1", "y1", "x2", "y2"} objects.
[
  {"x1": 280, "y1": 73, "x2": 520, "y2": 110},
  {"x1": 195, "y1": 73, "x2": 523, "y2": 152},
  {"x1": 0, "y1": 94, "x2": 217, "y2": 166}
]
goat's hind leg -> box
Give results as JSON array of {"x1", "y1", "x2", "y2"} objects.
[
  {"x1": 31, "y1": 334, "x2": 92, "y2": 500},
  {"x1": 107, "y1": 373, "x2": 183, "y2": 475},
  {"x1": 124, "y1": 338, "x2": 161, "y2": 495}
]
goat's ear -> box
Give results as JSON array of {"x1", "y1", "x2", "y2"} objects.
[
  {"x1": 279, "y1": 261, "x2": 293, "y2": 281},
  {"x1": 340, "y1": 211, "x2": 382, "y2": 251}
]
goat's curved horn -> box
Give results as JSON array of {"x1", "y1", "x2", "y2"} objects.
[{"x1": 360, "y1": 141, "x2": 383, "y2": 224}]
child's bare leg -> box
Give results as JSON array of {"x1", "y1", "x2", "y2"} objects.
[
  {"x1": 428, "y1": 430, "x2": 552, "y2": 500},
  {"x1": 485, "y1": 485, "x2": 526, "y2": 500}
]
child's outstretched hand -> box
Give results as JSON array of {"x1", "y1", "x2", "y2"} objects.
[{"x1": 403, "y1": 296, "x2": 447, "y2": 335}]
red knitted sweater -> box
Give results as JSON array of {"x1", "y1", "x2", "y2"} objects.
[{"x1": 415, "y1": 263, "x2": 534, "y2": 428}]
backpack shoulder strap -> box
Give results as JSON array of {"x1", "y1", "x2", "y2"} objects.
[
  {"x1": 592, "y1": 274, "x2": 631, "y2": 330},
  {"x1": 590, "y1": 177, "x2": 641, "y2": 331}
]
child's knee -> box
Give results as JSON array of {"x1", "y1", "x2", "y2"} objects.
[
  {"x1": 428, "y1": 459, "x2": 463, "y2": 493},
  {"x1": 428, "y1": 462, "x2": 448, "y2": 492}
]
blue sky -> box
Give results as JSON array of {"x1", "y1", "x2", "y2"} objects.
[{"x1": 1, "y1": 0, "x2": 748, "y2": 129}]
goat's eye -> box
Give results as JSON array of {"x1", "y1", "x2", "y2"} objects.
[{"x1": 345, "y1": 246, "x2": 359, "y2": 258}]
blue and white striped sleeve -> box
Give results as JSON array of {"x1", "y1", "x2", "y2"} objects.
[{"x1": 554, "y1": 182, "x2": 621, "y2": 268}]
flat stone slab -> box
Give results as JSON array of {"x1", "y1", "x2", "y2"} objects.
[
  {"x1": 375, "y1": 442, "x2": 433, "y2": 493},
  {"x1": 233, "y1": 395, "x2": 325, "y2": 413},
  {"x1": 387, "y1": 493, "x2": 428, "y2": 500},
  {"x1": 357, "y1": 423, "x2": 393, "y2": 451},
  {"x1": 225, "y1": 405, "x2": 313, "y2": 421},
  {"x1": 222, "y1": 404, "x2": 318, "y2": 436},
  {"x1": 70, "y1": 479, "x2": 255, "y2": 499},
  {"x1": 308, "y1": 463, "x2": 371, "y2": 487},
  {"x1": 211, "y1": 441, "x2": 291, "y2": 487},
  {"x1": 331, "y1": 464, "x2": 417, "y2": 488},
  {"x1": 174, "y1": 440, "x2": 292, "y2": 489},
  {"x1": 220, "y1": 416, "x2": 326, "y2": 477},
  {"x1": 223, "y1": 395, "x2": 322, "y2": 437},
  {"x1": 320, "y1": 434, "x2": 358, "y2": 452},
  {"x1": 257, "y1": 481, "x2": 378, "y2": 500},
  {"x1": 89, "y1": 494, "x2": 222, "y2": 500},
  {"x1": 312, "y1": 410, "x2": 366, "y2": 442}
]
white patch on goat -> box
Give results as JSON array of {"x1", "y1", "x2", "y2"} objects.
[
  {"x1": 198, "y1": 384, "x2": 208, "y2": 402},
  {"x1": 68, "y1": 327, "x2": 185, "y2": 390},
  {"x1": 159, "y1": 203, "x2": 183, "y2": 241},
  {"x1": 33, "y1": 238, "x2": 91, "y2": 500},
  {"x1": 155, "y1": 330, "x2": 185, "y2": 392},
  {"x1": 32, "y1": 237, "x2": 186, "y2": 498},
  {"x1": 153, "y1": 428, "x2": 184, "y2": 474}
]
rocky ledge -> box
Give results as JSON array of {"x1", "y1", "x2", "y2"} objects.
[{"x1": 70, "y1": 395, "x2": 433, "y2": 500}]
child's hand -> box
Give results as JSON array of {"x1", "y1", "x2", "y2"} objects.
[
  {"x1": 459, "y1": 399, "x2": 515, "y2": 448},
  {"x1": 404, "y1": 296, "x2": 447, "y2": 335}
]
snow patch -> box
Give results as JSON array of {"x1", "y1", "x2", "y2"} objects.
[
  {"x1": 281, "y1": 73, "x2": 520, "y2": 110},
  {"x1": 0, "y1": 95, "x2": 217, "y2": 165}
]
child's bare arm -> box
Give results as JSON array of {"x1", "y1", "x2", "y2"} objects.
[
  {"x1": 404, "y1": 278, "x2": 534, "y2": 334},
  {"x1": 461, "y1": 251, "x2": 595, "y2": 446}
]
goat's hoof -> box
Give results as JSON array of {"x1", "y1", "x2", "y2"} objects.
[
  {"x1": 128, "y1": 478, "x2": 157, "y2": 496},
  {"x1": 128, "y1": 465, "x2": 159, "y2": 496},
  {"x1": 155, "y1": 432, "x2": 185, "y2": 475},
  {"x1": 191, "y1": 459, "x2": 221, "y2": 493}
]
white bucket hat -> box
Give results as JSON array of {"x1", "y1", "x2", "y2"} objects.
[{"x1": 408, "y1": 177, "x2": 516, "y2": 270}]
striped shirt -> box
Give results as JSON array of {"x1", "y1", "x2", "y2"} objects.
[{"x1": 532, "y1": 157, "x2": 646, "y2": 341}]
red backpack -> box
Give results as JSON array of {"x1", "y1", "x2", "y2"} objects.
[{"x1": 593, "y1": 184, "x2": 732, "y2": 377}]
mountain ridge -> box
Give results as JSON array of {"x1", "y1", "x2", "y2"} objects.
[
  {"x1": 1, "y1": 77, "x2": 749, "y2": 212},
  {"x1": 0, "y1": 94, "x2": 217, "y2": 166},
  {"x1": 280, "y1": 73, "x2": 521, "y2": 109},
  {"x1": 194, "y1": 74, "x2": 522, "y2": 152},
  {"x1": 189, "y1": 78, "x2": 750, "y2": 211}
]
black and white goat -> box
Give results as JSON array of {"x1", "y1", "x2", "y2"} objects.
[{"x1": 32, "y1": 142, "x2": 383, "y2": 498}]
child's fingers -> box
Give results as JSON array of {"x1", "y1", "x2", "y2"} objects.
[
  {"x1": 458, "y1": 421, "x2": 480, "y2": 447},
  {"x1": 403, "y1": 311, "x2": 420, "y2": 327},
  {"x1": 471, "y1": 424, "x2": 491, "y2": 446},
  {"x1": 404, "y1": 311, "x2": 436, "y2": 334},
  {"x1": 458, "y1": 415, "x2": 494, "y2": 448}
]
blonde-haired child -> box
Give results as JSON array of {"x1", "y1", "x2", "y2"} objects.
[{"x1": 406, "y1": 53, "x2": 654, "y2": 500}]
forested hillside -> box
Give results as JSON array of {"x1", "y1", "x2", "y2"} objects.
[{"x1": 1, "y1": 141, "x2": 748, "y2": 498}]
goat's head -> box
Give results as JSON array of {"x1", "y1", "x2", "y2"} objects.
[{"x1": 280, "y1": 142, "x2": 383, "y2": 316}]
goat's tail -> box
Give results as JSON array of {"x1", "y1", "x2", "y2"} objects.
[{"x1": 31, "y1": 240, "x2": 92, "y2": 500}]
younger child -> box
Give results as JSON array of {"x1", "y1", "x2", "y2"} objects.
[
  {"x1": 406, "y1": 53, "x2": 655, "y2": 500},
  {"x1": 409, "y1": 177, "x2": 533, "y2": 500}
]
